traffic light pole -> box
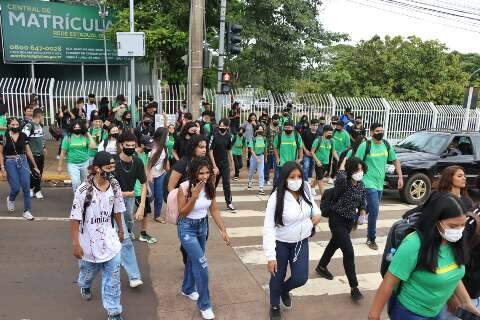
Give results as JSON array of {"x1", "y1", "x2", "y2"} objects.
[{"x1": 216, "y1": 0, "x2": 227, "y2": 122}]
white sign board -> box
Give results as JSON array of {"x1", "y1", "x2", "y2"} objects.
[
  {"x1": 155, "y1": 114, "x2": 176, "y2": 130},
  {"x1": 116, "y1": 32, "x2": 145, "y2": 57}
]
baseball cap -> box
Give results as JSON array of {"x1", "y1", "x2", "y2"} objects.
[
  {"x1": 139, "y1": 135, "x2": 154, "y2": 149},
  {"x1": 93, "y1": 151, "x2": 115, "y2": 167}
]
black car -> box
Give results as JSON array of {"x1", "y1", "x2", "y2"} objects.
[{"x1": 385, "y1": 130, "x2": 480, "y2": 204}]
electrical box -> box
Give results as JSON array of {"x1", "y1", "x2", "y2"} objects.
[{"x1": 116, "y1": 32, "x2": 145, "y2": 57}]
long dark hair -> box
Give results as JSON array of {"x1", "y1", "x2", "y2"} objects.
[
  {"x1": 69, "y1": 119, "x2": 87, "y2": 136},
  {"x1": 437, "y1": 166, "x2": 469, "y2": 198},
  {"x1": 180, "y1": 122, "x2": 196, "y2": 138},
  {"x1": 186, "y1": 156, "x2": 216, "y2": 200},
  {"x1": 271, "y1": 161, "x2": 312, "y2": 227},
  {"x1": 416, "y1": 193, "x2": 469, "y2": 272},
  {"x1": 345, "y1": 157, "x2": 368, "y2": 180},
  {"x1": 148, "y1": 127, "x2": 168, "y2": 171},
  {"x1": 187, "y1": 134, "x2": 208, "y2": 159}
]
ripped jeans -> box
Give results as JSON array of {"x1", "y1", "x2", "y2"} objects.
[
  {"x1": 77, "y1": 252, "x2": 122, "y2": 316},
  {"x1": 177, "y1": 217, "x2": 211, "y2": 311}
]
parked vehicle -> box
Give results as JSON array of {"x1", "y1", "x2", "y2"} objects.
[{"x1": 385, "y1": 129, "x2": 480, "y2": 204}]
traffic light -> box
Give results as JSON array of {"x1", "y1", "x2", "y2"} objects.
[
  {"x1": 227, "y1": 23, "x2": 243, "y2": 55},
  {"x1": 221, "y1": 72, "x2": 232, "y2": 94}
]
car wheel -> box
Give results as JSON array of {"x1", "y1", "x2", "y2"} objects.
[{"x1": 401, "y1": 173, "x2": 431, "y2": 205}]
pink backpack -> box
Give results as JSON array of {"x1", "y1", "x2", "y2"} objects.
[{"x1": 166, "y1": 181, "x2": 189, "y2": 225}]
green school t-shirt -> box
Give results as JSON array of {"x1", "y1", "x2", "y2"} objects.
[
  {"x1": 0, "y1": 115, "x2": 7, "y2": 136},
  {"x1": 332, "y1": 129, "x2": 351, "y2": 155},
  {"x1": 166, "y1": 135, "x2": 175, "y2": 159},
  {"x1": 88, "y1": 128, "x2": 107, "y2": 157},
  {"x1": 61, "y1": 135, "x2": 90, "y2": 164},
  {"x1": 312, "y1": 137, "x2": 333, "y2": 165},
  {"x1": 273, "y1": 132, "x2": 303, "y2": 166},
  {"x1": 388, "y1": 232, "x2": 465, "y2": 317},
  {"x1": 355, "y1": 140, "x2": 396, "y2": 190},
  {"x1": 232, "y1": 134, "x2": 246, "y2": 156},
  {"x1": 248, "y1": 136, "x2": 266, "y2": 156},
  {"x1": 203, "y1": 123, "x2": 212, "y2": 137},
  {"x1": 134, "y1": 151, "x2": 148, "y2": 197}
]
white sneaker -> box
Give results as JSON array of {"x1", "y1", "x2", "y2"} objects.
[
  {"x1": 7, "y1": 196, "x2": 15, "y2": 212},
  {"x1": 56, "y1": 155, "x2": 60, "y2": 160},
  {"x1": 35, "y1": 191, "x2": 44, "y2": 199},
  {"x1": 129, "y1": 279, "x2": 143, "y2": 288},
  {"x1": 23, "y1": 211, "x2": 34, "y2": 221},
  {"x1": 200, "y1": 308, "x2": 215, "y2": 320},
  {"x1": 181, "y1": 291, "x2": 199, "y2": 301},
  {"x1": 247, "y1": 181, "x2": 253, "y2": 189},
  {"x1": 30, "y1": 189, "x2": 34, "y2": 197},
  {"x1": 266, "y1": 180, "x2": 272, "y2": 186}
]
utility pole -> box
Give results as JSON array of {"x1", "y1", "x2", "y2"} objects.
[
  {"x1": 215, "y1": 0, "x2": 227, "y2": 122},
  {"x1": 129, "y1": 0, "x2": 136, "y2": 126},
  {"x1": 188, "y1": 0, "x2": 205, "y2": 120},
  {"x1": 97, "y1": 1, "x2": 109, "y2": 89}
]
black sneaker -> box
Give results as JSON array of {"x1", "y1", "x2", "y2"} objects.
[
  {"x1": 270, "y1": 306, "x2": 281, "y2": 320},
  {"x1": 315, "y1": 265, "x2": 334, "y2": 280},
  {"x1": 351, "y1": 287, "x2": 364, "y2": 301},
  {"x1": 107, "y1": 314, "x2": 125, "y2": 320},
  {"x1": 366, "y1": 240, "x2": 378, "y2": 251},
  {"x1": 280, "y1": 292, "x2": 292, "y2": 309},
  {"x1": 80, "y1": 287, "x2": 92, "y2": 301}
]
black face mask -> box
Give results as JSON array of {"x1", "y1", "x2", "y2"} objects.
[
  {"x1": 373, "y1": 132, "x2": 384, "y2": 141},
  {"x1": 238, "y1": 133, "x2": 243, "y2": 137},
  {"x1": 10, "y1": 127, "x2": 19, "y2": 133},
  {"x1": 100, "y1": 170, "x2": 115, "y2": 181},
  {"x1": 284, "y1": 129, "x2": 293, "y2": 135},
  {"x1": 272, "y1": 121, "x2": 279, "y2": 126},
  {"x1": 110, "y1": 133, "x2": 119, "y2": 139},
  {"x1": 219, "y1": 127, "x2": 227, "y2": 133},
  {"x1": 326, "y1": 135, "x2": 333, "y2": 139},
  {"x1": 103, "y1": 125, "x2": 109, "y2": 130},
  {"x1": 320, "y1": 122, "x2": 326, "y2": 125},
  {"x1": 256, "y1": 131, "x2": 264, "y2": 136},
  {"x1": 125, "y1": 118, "x2": 131, "y2": 123},
  {"x1": 144, "y1": 121, "x2": 151, "y2": 127},
  {"x1": 283, "y1": 113, "x2": 288, "y2": 117},
  {"x1": 123, "y1": 147, "x2": 136, "y2": 156},
  {"x1": 144, "y1": 148, "x2": 152, "y2": 154},
  {"x1": 355, "y1": 121, "x2": 362, "y2": 125},
  {"x1": 73, "y1": 128, "x2": 83, "y2": 135}
]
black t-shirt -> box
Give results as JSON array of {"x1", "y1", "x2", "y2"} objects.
[
  {"x1": 302, "y1": 130, "x2": 317, "y2": 151},
  {"x1": 57, "y1": 112, "x2": 72, "y2": 130},
  {"x1": 173, "y1": 135, "x2": 191, "y2": 159},
  {"x1": 2, "y1": 132, "x2": 29, "y2": 156},
  {"x1": 134, "y1": 124, "x2": 155, "y2": 141},
  {"x1": 209, "y1": 132, "x2": 232, "y2": 162},
  {"x1": 172, "y1": 156, "x2": 190, "y2": 186},
  {"x1": 228, "y1": 109, "x2": 240, "y2": 128},
  {"x1": 114, "y1": 156, "x2": 147, "y2": 192}
]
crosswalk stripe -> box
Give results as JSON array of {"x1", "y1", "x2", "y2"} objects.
[
  {"x1": 233, "y1": 236, "x2": 387, "y2": 264},
  {"x1": 227, "y1": 219, "x2": 397, "y2": 238},
  {"x1": 0, "y1": 216, "x2": 69, "y2": 222}
]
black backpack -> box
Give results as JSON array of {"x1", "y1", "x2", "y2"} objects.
[
  {"x1": 320, "y1": 187, "x2": 337, "y2": 218},
  {"x1": 380, "y1": 211, "x2": 421, "y2": 277},
  {"x1": 363, "y1": 139, "x2": 392, "y2": 164}
]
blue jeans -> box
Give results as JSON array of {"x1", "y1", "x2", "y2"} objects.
[
  {"x1": 269, "y1": 238, "x2": 309, "y2": 306},
  {"x1": 389, "y1": 296, "x2": 441, "y2": 320},
  {"x1": 5, "y1": 155, "x2": 31, "y2": 212},
  {"x1": 265, "y1": 153, "x2": 275, "y2": 183},
  {"x1": 438, "y1": 297, "x2": 480, "y2": 320},
  {"x1": 67, "y1": 160, "x2": 89, "y2": 193},
  {"x1": 115, "y1": 210, "x2": 141, "y2": 281},
  {"x1": 302, "y1": 155, "x2": 314, "y2": 181},
  {"x1": 273, "y1": 163, "x2": 281, "y2": 186},
  {"x1": 366, "y1": 188, "x2": 383, "y2": 242},
  {"x1": 177, "y1": 217, "x2": 211, "y2": 311},
  {"x1": 78, "y1": 253, "x2": 122, "y2": 316},
  {"x1": 248, "y1": 154, "x2": 265, "y2": 188},
  {"x1": 153, "y1": 173, "x2": 166, "y2": 219},
  {"x1": 123, "y1": 196, "x2": 135, "y2": 234}
]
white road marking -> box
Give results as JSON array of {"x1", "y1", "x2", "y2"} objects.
[
  {"x1": 0, "y1": 216, "x2": 69, "y2": 222},
  {"x1": 233, "y1": 236, "x2": 387, "y2": 264},
  {"x1": 227, "y1": 219, "x2": 397, "y2": 238}
]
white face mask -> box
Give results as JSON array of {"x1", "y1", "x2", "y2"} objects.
[
  {"x1": 438, "y1": 223, "x2": 464, "y2": 243},
  {"x1": 352, "y1": 171, "x2": 364, "y2": 182},
  {"x1": 287, "y1": 179, "x2": 303, "y2": 192}
]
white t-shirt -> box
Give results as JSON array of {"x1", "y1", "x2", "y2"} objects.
[
  {"x1": 98, "y1": 139, "x2": 118, "y2": 156},
  {"x1": 149, "y1": 148, "x2": 166, "y2": 178},
  {"x1": 84, "y1": 103, "x2": 97, "y2": 121},
  {"x1": 70, "y1": 180, "x2": 126, "y2": 263},
  {"x1": 180, "y1": 181, "x2": 211, "y2": 220}
]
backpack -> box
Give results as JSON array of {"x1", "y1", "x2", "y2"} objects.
[
  {"x1": 165, "y1": 181, "x2": 189, "y2": 225},
  {"x1": 467, "y1": 208, "x2": 480, "y2": 248},
  {"x1": 320, "y1": 187, "x2": 337, "y2": 218},
  {"x1": 276, "y1": 131, "x2": 302, "y2": 153},
  {"x1": 363, "y1": 139, "x2": 392, "y2": 164},
  {"x1": 232, "y1": 134, "x2": 246, "y2": 147},
  {"x1": 380, "y1": 211, "x2": 421, "y2": 277},
  {"x1": 163, "y1": 160, "x2": 189, "y2": 203}
]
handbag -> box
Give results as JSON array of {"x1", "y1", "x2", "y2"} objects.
[{"x1": 49, "y1": 121, "x2": 62, "y2": 141}]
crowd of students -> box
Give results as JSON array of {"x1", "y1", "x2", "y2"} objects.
[{"x1": 0, "y1": 94, "x2": 479, "y2": 320}]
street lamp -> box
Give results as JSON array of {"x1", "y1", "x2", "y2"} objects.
[{"x1": 97, "y1": 0, "x2": 110, "y2": 87}]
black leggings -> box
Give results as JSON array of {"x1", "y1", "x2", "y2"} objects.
[
  {"x1": 233, "y1": 155, "x2": 243, "y2": 178},
  {"x1": 318, "y1": 213, "x2": 358, "y2": 288}
]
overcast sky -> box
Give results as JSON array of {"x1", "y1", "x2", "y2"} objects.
[{"x1": 319, "y1": 0, "x2": 480, "y2": 53}]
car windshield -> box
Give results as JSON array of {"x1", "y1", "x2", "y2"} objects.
[{"x1": 396, "y1": 132, "x2": 449, "y2": 154}]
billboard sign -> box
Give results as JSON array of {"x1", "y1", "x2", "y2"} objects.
[{"x1": 0, "y1": 0, "x2": 128, "y2": 64}]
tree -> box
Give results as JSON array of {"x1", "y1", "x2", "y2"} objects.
[{"x1": 312, "y1": 36, "x2": 469, "y2": 105}]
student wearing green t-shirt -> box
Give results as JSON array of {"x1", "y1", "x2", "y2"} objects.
[
  {"x1": 311, "y1": 125, "x2": 337, "y2": 195},
  {"x1": 273, "y1": 121, "x2": 303, "y2": 180},
  {"x1": 58, "y1": 119, "x2": 97, "y2": 193},
  {"x1": 88, "y1": 116, "x2": 107, "y2": 162},
  {"x1": 166, "y1": 124, "x2": 176, "y2": 166},
  {"x1": 232, "y1": 127, "x2": 247, "y2": 180},
  {"x1": 369, "y1": 194, "x2": 479, "y2": 320},
  {"x1": 355, "y1": 123, "x2": 403, "y2": 250},
  {"x1": 0, "y1": 113, "x2": 7, "y2": 136},
  {"x1": 331, "y1": 120, "x2": 351, "y2": 180},
  {"x1": 247, "y1": 125, "x2": 267, "y2": 195}
]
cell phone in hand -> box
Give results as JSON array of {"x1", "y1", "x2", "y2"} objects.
[{"x1": 455, "y1": 308, "x2": 480, "y2": 320}]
